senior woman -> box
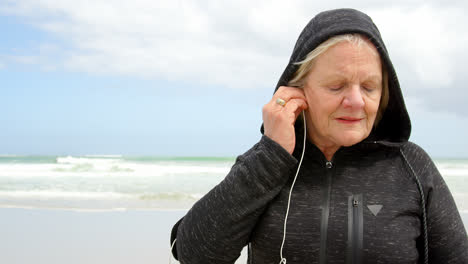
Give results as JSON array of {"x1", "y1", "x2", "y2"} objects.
[{"x1": 170, "y1": 8, "x2": 468, "y2": 263}]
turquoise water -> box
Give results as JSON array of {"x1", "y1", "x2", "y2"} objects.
[{"x1": 0, "y1": 155, "x2": 466, "y2": 212}]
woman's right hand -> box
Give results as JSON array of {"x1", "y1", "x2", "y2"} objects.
[{"x1": 262, "y1": 86, "x2": 308, "y2": 154}]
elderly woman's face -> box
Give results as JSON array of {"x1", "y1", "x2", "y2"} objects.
[{"x1": 303, "y1": 40, "x2": 382, "y2": 151}]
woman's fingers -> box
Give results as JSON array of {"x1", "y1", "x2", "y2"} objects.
[
  {"x1": 262, "y1": 86, "x2": 308, "y2": 154},
  {"x1": 284, "y1": 98, "x2": 308, "y2": 120},
  {"x1": 274, "y1": 86, "x2": 307, "y2": 102}
]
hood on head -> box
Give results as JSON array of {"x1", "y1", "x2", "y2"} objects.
[{"x1": 262, "y1": 8, "x2": 411, "y2": 143}]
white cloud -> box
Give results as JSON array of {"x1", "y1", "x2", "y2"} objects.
[
  {"x1": 1, "y1": 0, "x2": 467, "y2": 113},
  {"x1": 369, "y1": 5, "x2": 466, "y2": 88},
  {"x1": 367, "y1": 5, "x2": 468, "y2": 114},
  {"x1": 0, "y1": 0, "x2": 291, "y2": 88}
]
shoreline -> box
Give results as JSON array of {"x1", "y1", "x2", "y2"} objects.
[{"x1": 0, "y1": 204, "x2": 192, "y2": 213}]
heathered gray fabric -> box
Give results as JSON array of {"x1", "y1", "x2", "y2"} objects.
[{"x1": 171, "y1": 8, "x2": 468, "y2": 263}]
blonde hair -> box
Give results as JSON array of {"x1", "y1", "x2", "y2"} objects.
[{"x1": 288, "y1": 34, "x2": 389, "y2": 125}]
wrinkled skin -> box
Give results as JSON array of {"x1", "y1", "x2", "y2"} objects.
[{"x1": 263, "y1": 40, "x2": 382, "y2": 160}]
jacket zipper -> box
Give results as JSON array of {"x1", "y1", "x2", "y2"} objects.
[
  {"x1": 319, "y1": 160, "x2": 334, "y2": 264},
  {"x1": 347, "y1": 194, "x2": 363, "y2": 264}
]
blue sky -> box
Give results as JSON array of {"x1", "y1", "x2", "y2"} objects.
[{"x1": 1, "y1": 1, "x2": 467, "y2": 158}]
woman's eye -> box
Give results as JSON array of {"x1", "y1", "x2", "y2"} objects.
[
  {"x1": 362, "y1": 84, "x2": 378, "y2": 92},
  {"x1": 328, "y1": 86, "x2": 343, "y2": 91}
]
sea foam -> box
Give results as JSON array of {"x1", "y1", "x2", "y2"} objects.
[{"x1": 0, "y1": 156, "x2": 466, "y2": 211}]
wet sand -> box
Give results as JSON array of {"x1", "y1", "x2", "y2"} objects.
[
  {"x1": 1, "y1": 208, "x2": 465, "y2": 263},
  {"x1": 0, "y1": 208, "x2": 247, "y2": 264}
]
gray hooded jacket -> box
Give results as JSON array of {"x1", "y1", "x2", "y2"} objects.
[{"x1": 171, "y1": 8, "x2": 468, "y2": 264}]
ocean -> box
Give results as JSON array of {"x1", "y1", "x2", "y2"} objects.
[{"x1": 0, "y1": 155, "x2": 467, "y2": 213}]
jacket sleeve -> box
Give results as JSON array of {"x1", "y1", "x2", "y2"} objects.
[
  {"x1": 403, "y1": 142, "x2": 468, "y2": 263},
  {"x1": 170, "y1": 136, "x2": 298, "y2": 264}
]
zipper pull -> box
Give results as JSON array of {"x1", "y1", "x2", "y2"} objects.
[
  {"x1": 325, "y1": 161, "x2": 333, "y2": 169},
  {"x1": 353, "y1": 199, "x2": 359, "y2": 207}
]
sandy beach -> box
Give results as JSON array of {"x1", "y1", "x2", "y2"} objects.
[
  {"x1": 2, "y1": 208, "x2": 466, "y2": 264},
  {"x1": 0, "y1": 208, "x2": 248, "y2": 264}
]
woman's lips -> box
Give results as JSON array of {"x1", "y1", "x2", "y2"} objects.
[{"x1": 336, "y1": 117, "x2": 364, "y2": 124}]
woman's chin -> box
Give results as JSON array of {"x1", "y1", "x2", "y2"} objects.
[{"x1": 336, "y1": 132, "x2": 369, "y2": 147}]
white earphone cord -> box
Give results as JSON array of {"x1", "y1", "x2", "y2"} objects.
[
  {"x1": 279, "y1": 112, "x2": 307, "y2": 264},
  {"x1": 169, "y1": 238, "x2": 177, "y2": 264},
  {"x1": 168, "y1": 114, "x2": 307, "y2": 264}
]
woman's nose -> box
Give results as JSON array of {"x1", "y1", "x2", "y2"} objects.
[{"x1": 342, "y1": 85, "x2": 365, "y2": 109}]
